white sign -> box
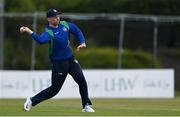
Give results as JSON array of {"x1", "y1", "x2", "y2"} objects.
[{"x1": 0, "y1": 69, "x2": 174, "y2": 98}]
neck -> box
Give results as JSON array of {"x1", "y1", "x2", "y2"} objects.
[{"x1": 49, "y1": 24, "x2": 58, "y2": 28}]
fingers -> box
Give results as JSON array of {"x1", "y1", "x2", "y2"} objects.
[
  {"x1": 20, "y1": 26, "x2": 33, "y2": 34},
  {"x1": 77, "y1": 43, "x2": 86, "y2": 51},
  {"x1": 20, "y1": 26, "x2": 26, "y2": 33}
]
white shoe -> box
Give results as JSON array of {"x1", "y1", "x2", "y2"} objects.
[
  {"x1": 24, "y1": 97, "x2": 32, "y2": 111},
  {"x1": 82, "y1": 105, "x2": 95, "y2": 112}
]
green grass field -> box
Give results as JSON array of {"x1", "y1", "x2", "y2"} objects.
[{"x1": 1, "y1": 96, "x2": 180, "y2": 116}]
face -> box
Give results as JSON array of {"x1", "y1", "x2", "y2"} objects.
[{"x1": 47, "y1": 15, "x2": 60, "y2": 27}]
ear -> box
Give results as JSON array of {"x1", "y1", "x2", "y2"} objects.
[{"x1": 47, "y1": 18, "x2": 50, "y2": 22}]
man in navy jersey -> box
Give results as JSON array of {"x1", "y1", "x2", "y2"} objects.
[{"x1": 20, "y1": 9, "x2": 95, "y2": 112}]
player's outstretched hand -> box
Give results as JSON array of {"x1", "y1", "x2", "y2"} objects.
[
  {"x1": 20, "y1": 26, "x2": 33, "y2": 35},
  {"x1": 77, "y1": 43, "x2": 86, "y2": 51}
]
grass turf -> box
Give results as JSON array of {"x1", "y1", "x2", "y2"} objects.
[{"x1": 1, "y1": 97, "x2": 180, "y2": 116}]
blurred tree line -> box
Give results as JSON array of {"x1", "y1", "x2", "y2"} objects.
[
  {"x1": 5, "y1": 0, "x2": 180, "y2": 15},
  {"x1": 3, "y1": 0, "x2": 180, "y2": 70}
]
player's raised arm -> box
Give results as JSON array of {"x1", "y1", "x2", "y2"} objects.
[{"x1": 20, "y1": 26, "x2": 50, "y2": 44}]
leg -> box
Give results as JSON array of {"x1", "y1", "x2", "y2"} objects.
[
  {"x1": 31, "y1": 61, "x2": 69, "y2": 106},
  {"x1": 69, "y1": 59, "x2": 92, "y2": 108}
]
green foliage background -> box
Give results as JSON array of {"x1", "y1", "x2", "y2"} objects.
[
  {"x1": 3, "y1": 0, "x2": 180, "y2": 69},
  {"x1": 74, "y1": 48, "x2": 161, "y2": 69},
  {"x1": 5, "y1": 0, "x2": 180, "y2": 15}
]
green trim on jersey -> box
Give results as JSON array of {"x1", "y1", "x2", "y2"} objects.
[
  {"x1": 45, "y1": 20, "x2": 69, "y2": 56},
  {"x1": 60, "y1": 21, "x2": 69, "y2": 30},
  {"x1": 45, "y1": 28, "x2": 54, "y2": 56}
]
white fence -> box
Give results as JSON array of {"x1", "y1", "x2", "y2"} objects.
[{"x1": 0, "y1": 69, "x2": 174, "y2": 98}]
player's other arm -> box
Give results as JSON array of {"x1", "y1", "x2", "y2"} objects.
[
  {"x1": 20, "y1": 26, "x2": 50, "y2": 44},
  {"x1": 68, "y1": 23, "x2": 86, "y2": 51}
]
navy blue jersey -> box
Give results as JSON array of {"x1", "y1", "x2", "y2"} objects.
[{"x1": 31, "y1": 21, "x2": 85, "y2": 61}]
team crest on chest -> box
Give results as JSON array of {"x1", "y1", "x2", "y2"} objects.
[{"x1": 62, "y1": 27, "x2": 68, "y2": 31}]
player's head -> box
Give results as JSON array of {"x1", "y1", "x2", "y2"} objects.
[
  {"x1": 46, "y1": 9, "x2": 61, "y2": 26},
  {"x1": 46, "y1": 9, "x2": 62, "y2": 18}
]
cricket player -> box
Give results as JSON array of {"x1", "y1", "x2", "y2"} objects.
[{"x1": 20, "y1": 9, "x2": 95, "y2": 112}]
